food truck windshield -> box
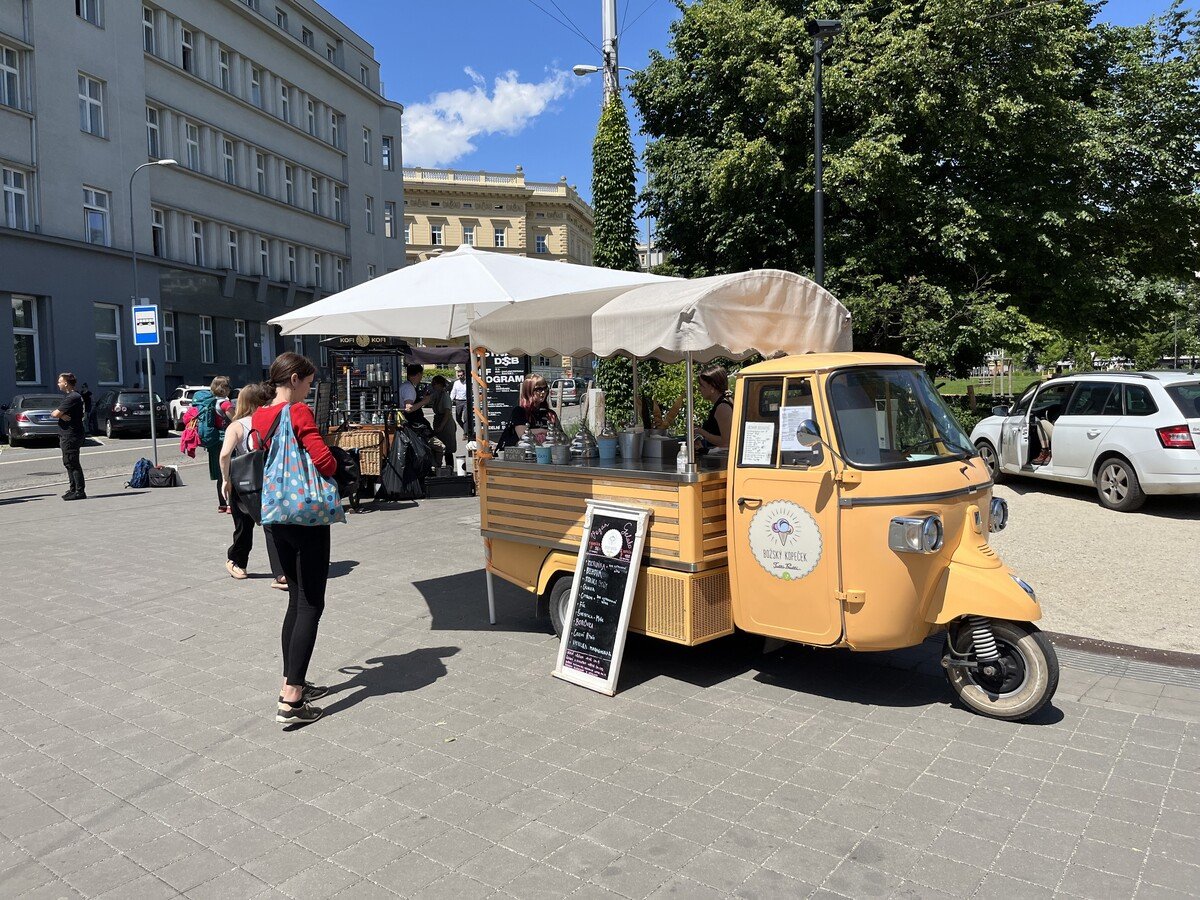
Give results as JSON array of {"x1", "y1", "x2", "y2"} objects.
[{"x1": 827, "y1": 367, "x2": 973, "y2": 468}]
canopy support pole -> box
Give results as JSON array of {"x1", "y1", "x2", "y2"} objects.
[
  {"x1": 630, "y1": 357, "x2": 639, "y2": 428},
  {"x1": 685, "y1": 352, "x2": 696, "y2": 471}
]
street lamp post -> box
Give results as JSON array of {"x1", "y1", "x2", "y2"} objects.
[
  {"x1": 129, "y1": 159, "x2": 177, "y2": 466},
  {"x1": 807, "y1": 19, "x2": 841, "y2": 287}
]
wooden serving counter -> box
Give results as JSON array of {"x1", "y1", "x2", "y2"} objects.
[{"x1": 479, "y1": 455, "x2": 735, "y2": 645}]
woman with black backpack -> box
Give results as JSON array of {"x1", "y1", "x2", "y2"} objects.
[{"x1": 219, "y1": 383, "x2": 283, "y2": 584}]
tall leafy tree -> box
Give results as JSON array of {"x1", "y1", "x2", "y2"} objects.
[{"x1": 631, "y1": 0, "x2": 1200, "y2": 373}]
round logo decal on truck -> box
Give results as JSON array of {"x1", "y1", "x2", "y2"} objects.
[{"x1": 748, "y1": 500, "x2": 822, "y2": 580}]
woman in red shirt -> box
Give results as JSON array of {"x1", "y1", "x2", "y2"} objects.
[{"x1": 253, "y1": 352, "x2": 337, "y2": 726}]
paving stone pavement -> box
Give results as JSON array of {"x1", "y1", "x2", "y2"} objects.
[{"x1": 0, "y1": 480, "x2": 1197, "y2": 899}]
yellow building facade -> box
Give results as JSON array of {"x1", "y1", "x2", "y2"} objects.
[{"x1": 401, "y1": 166, "x2": 594, "y2": 265}]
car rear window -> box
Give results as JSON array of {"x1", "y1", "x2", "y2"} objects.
[
  {"x1": 19, "y1": 396, "x2": 62, "y2": 409},
  {"x1": 117, "y1": 393, "x2": 163, "y2": 405},
  {"x1": 1166, "y1": 382, "x2": 1200, "y2": 418}
]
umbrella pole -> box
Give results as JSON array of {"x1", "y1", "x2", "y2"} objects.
[
  {"x1": 631, "y1": 357, "x2": 639, "y2": 428},
  {"x1": 685, "y1": 352, "x2": 696, "y2": 471}
]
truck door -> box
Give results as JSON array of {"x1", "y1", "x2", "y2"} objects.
[
  {"x1": 1047, "y1": 381, "x2": 1120, "y2": 477},
  {"x1": 728, "y1": 375, "x2": 842, "y2": 645}
]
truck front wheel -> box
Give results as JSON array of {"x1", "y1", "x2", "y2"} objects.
[
  {"x1": 548, "y1": 576, "x2": 573, "y2": 638},
  {"x1": 944, "y1": 619, "x2": 1058, "y2": 721}
]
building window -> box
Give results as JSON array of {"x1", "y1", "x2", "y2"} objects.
[
  {"x1": 536, "y1": 234, "x2": 548, "y2": 254},
  {"x1": 335, "y1": 258, "x2": 344, "y2": 290},
  {"x1": 306, "y1": 98, "x2": 315, "y2": 135},
  {"x1": 462, "y1": 202, "x2": 473, "y2": 209},
  {"x1": 76, "y1": 0, "x2": 102, "y2": 27},
  {"x1": 222, "y1": 139, "x2": 236, "y2": 183},
  {"x1": 429, "y1": 201, "x2": 440, "y2": 208},
  {"x1": 404, "y1": 221, "x2": 412, "y2": 243},
  {"x1": 535, "y1": 212, "x2": 545, "y2": 218},
  {"x1": 310, "y1": 175, "x2": 319, "y2": 213},
  {"x1": 365, "y1": 196, "x2": 374, "y2": 233},
  {"x1": 275, "y1": 7, "x2": 288, "y2": 29},
  {"x1": 227, "y1": 229, "x2": 239, "y2": 271},
  {"x1": 461, "y1": 224, "x2": 474, "y2": 246},
  {"x1": 301, "y1": 27, "x2": 313, "y2": 49},
  {"x1": 150, "y1": 207, "x2": 165, "y2": 257},
  {"x1": 199, "y1": 314, "x2": 214, "y2": 364},
  {"x1": 363, "y1": 127, "x2": 371, "y2": 164},
  {"x1": 330, "y1": 112, "x2": 341, "y2": 148},
  {"x1": 0, "y1": 44, "x2": 19, "y2": 110},
  {"x1": 94, "y1": 303, "x2": 122, "y2": 384},
  {"x1": 332, "y1": 185, "x2": 343, "y2": 222},
  {"x1": 286, "y1": 245, "x2": 296, "y2": 282},
  {"x1": 180, "y1": 29, "x2": 193, "y2": 73},
  {"x1": 219, "y1": 48, "x2": 231, "y2": 91},
  {"x1": 191, "y1": 218, "x2": 205, "y2": 266},
  {"x1": 234, "y1": 319, "x2": 247, "y2": 365},
  {"x1": 312, "y1": 252, "x2": 322, "y2": 286},
  {"x1": 359, "y1": 64, "x2": 368, "y2": 85},
  {"x1": 2, "y1": 167, "x2": 29, "y2": 230},
  {"x1": 430, "y1": 224, "x2": 443, "y2": 246},
  {"x1": 12, "y1": 296, "x2": 39, "y2": 384},
  {"x1": 367, "y1": 264, "x2": 376, "y2": 279},
  {"x1": 279, "y1": 83, "x2": 290, "y2": 122},
  {"x1": 77, "y1": 73, "x2": 104, "y2": 137},
  {"x1": 494, "y1": 227, "x2": 506, "y2": 248},
  {"x1": 381, "y1": 136, "x2": 394, "y2": 171},
  {"x1": 383, "y1": 201, "x2": 396, "y2": 238},
  {"x1": 184, "y1": 121, "x2": 200, "y2": 169},
  {"x1": 250, "y1": 68, "x2": 262, "y2": 107},
  {"x1": 293, "y1": 335, "x2": 304, "y2": 355},
  {"x1": 259, "y1": 238, "x2": 269, "y2": 277},
  {"x1": 83, "y1": 186, "x2": 110, "y2": 245},
  {"x1": 284, "y1": 165, "x2": 295, "y2": 204},
  {"x1": 162, "y1": 309, "x2": 176, "y2": 363},
  {"x1": 145, "y1": 106, "x2": 160, "y2": 158},
  {"x1": 255, "y1": 152, "x2": 267, "y2": 193},
  {"x1": 142, "y1": 7, "x2": 155, "y2": 54}
]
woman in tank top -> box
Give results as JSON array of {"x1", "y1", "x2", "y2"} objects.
[
  {"x1": 219, "y1": 383, "x2": 282, "y2": 582},
  {"x1": 696, "y1": 365, "x2": 734, "y2": 451}
]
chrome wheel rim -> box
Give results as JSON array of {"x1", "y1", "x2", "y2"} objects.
[
  {"x1": 1100, "y1": 463, "x2": 1128, "y2": 504},
  {"x1": 978, "y1": 443, "x2": 997, "y2": 476}
]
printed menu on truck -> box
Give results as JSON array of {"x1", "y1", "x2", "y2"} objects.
[{"x1": 553, "y1": 501, "x2": 651, "y2": 696}]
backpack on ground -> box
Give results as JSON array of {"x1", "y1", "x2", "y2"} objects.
[
  {"x1": 193, "y1": 390, "x2": 225, "y2": 449},
  {"x1": 126, "y1": 457, "x2": 153, "y2": 489}
]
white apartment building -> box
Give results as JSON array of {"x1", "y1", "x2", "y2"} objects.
[{"x1": 0, "y1": 0, "x2": 405, "y2": 399}]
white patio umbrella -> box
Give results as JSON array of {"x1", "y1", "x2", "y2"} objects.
[{"x1": 269, "y1": 245, "x2": 677, "y2": 338}]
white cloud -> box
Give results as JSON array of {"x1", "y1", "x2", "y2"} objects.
[{"x1": 402, "y1": 68, "x2": 574, "y2": 168}]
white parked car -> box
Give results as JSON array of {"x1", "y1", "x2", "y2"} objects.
[
  {"x1": 168, "y1": 385, "x2": 208, "y2": 430},
  {"x1": 970, "y1": 372, "x2": 1200, "y2": 511}
]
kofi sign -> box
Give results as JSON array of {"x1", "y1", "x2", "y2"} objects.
[
  {"x1": 748, "y1": 500, "x2": 822, "y2": 580},
  {"x1": 132, "y1": 304, "x2": 159, "y2": 346}
]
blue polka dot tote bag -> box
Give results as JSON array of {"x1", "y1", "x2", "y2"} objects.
[{"x1": 261, "y1": 404, "x2": 346, "y2": 527}]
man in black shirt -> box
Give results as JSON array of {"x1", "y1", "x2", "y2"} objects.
[{"x1": 52, "y1": 372, "x2": 87, "y2": 500}]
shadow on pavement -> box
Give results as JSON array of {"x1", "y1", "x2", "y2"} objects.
[
  {"x1": 0, "y1": 493, "x2": 51, "y2": 506},
  {"x1": 1001, "y1": 476, "x2": 1200, "y2": 521},
  {"x1": 328, "y1": 559, "x2": 359, "y2": 578},
  {"x1": 85, "y1": 491, "x2": 150, "y2": 499},
  {"x1": 414, "y1": 569, "x2": 550, "y2": 634},
  {"x1": 316, "y1": 647, "x2": 461, "y2": 721}
]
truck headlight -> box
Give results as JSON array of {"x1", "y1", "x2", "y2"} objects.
[
  {"x1": 989, "y1": 497, "x2": 1009, "y2": 533},
  {"x1": 889, "y1": 515, "x2": 944, "y2": 554}
]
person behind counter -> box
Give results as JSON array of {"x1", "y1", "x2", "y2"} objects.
[
  {"x1": 696, "y1": 365, "x2": 734, "y2": 450},
  {"x1": 498, "y1": 374, "x2": 559, "y2": 448},
  {"x1": 399, "y1": 363, "x2": 434, "y2": 426}
]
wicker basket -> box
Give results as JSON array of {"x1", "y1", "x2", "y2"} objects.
[{"x1": 326, "y1": 428, "x2": 387, "y2": 477}]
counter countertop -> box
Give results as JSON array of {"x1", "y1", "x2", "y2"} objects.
[{"x1": 483, "y1": 454, "x2": 728, "y2": 484}]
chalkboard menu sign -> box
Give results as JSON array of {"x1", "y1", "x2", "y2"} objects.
[
  {"x1": 553, "y1": 501, "x2": 652, "y2": 696},
  {"x1": 482, "y1": 353, "x2": 528, "y2": 445}
]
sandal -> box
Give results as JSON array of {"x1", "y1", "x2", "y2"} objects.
[
  {"x1": 270, "y1": 577, "x2": 288, "y2": 591},
  {"x1": 226, "y1": 560, "x2": 248, "y2": 580}
]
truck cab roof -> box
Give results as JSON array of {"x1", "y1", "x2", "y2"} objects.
[{"x1": 739, "y1": 352, "x2": 915, "y2": 377}]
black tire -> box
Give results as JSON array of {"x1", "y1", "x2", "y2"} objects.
[
  {"x1": 1095, "y1": 457, "x2": 1145, "y2": 512},
  {"x1": 945, "y1": 619, "x2": 1059, "y2": 721},
  {"x1": 7, "y1": 434, "x2": 22, "y2": 448},
  {"x1": 548, "y1": 576, "x2": 574, "y2": 638},
  {"x1": 975, "y1": 439, "x2": 1002, "y2": 483},
  {"x1": 105, "y1": 418, "x2": 114, "y2": 439}
]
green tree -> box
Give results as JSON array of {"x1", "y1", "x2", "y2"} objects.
[
  {"x1": 631, "y1": 0, "x2": 1200, "y2": 374},
  {"x1": 591, "y1": 95, "x2": 640, "y2": 271}
]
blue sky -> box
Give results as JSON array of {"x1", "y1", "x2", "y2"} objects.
[{"x1": 322, "y1": 0, "x2": 1186, "y2": 219}]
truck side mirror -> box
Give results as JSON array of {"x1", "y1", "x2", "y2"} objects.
[
  {"x1": 796, "y1": 419, "x2": 822, "y2": 448},
  {"x1": 992, "y1": 405, "x2": 1011, "y2": 417}
]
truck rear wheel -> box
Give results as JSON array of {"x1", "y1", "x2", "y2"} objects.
[
  {"x1": 944, "y1": 619, "x2": 1058, "y2": 721},
  {"x1": 548, "y1": 576, "x2": 573, "y2": 638}
]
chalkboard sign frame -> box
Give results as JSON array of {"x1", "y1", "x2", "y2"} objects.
[{"x1": 552, "y1": 500, "x2": 652, "y2": 696}]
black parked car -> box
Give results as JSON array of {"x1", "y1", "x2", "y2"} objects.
[{"x1": 94, "y1": 389, "x2": 170, "y2": 438}]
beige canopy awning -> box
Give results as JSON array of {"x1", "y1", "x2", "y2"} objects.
[{"x1": 470, "y1": 269, "x2": 852, "y2": 362}]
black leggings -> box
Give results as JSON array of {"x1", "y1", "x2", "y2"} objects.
[
  {"x1": 61, "y1": 441, "x2": 85, "y2": 493},
  {"x1": 267, "y1": 523, "x2": 331, "y2": 687},
  {"x1": 228, "y1": 499, "x2": 283, "y2": 575}
]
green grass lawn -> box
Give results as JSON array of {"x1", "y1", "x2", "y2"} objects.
[{"x1": 936, "y1": 372, "x2": 1041, "y2": 397}]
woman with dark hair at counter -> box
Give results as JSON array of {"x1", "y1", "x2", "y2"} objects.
[{"x1": 695, "y1": 365, "x2": 734, "y2": 450}]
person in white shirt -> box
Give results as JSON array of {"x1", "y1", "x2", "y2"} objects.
[
  {"x1": 450, "y1": 366, "x2": 469, "y2": 443},
  {"x1": 399, "y1": 363, "x2": 432, "y2": 426}
]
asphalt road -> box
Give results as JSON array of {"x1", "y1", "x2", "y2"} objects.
[{"x1": 0, "y1": 432, "x2": 209, "y2": 493}]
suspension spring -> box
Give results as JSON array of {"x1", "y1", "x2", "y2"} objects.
[{"x1": 969, "y1": 616, "x2": 1000, "y2": 662}]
